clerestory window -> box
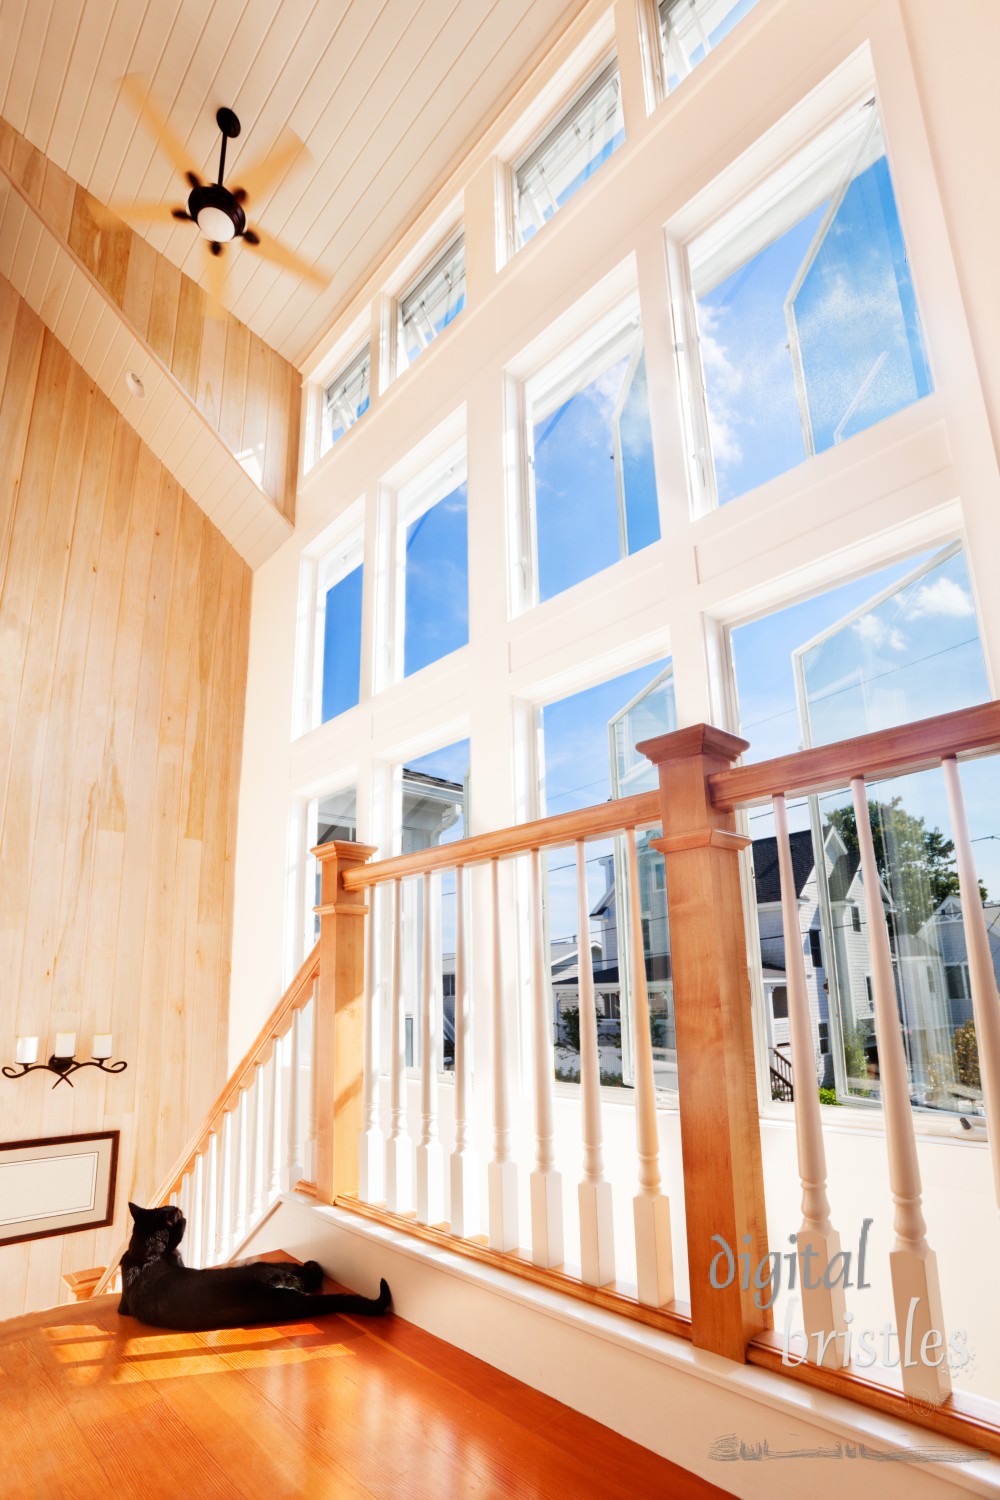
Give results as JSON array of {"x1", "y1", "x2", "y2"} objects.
[
  {"x1": 658, "y1": 0, "x2": 761, "y2": 93},
  {"x1": 514, "y1": 58, "x2": 625, "y2": 247},
  {"x1": 397, "y1": 235, "x2": 466, "y2": 374},
  {"x1": 321, "y1": 345, "x2": 371, "y2": 456}
]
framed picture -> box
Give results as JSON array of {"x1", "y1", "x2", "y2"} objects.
[{"x1": 0, "y1": 1130, "x2": 119, "y2": 1247}]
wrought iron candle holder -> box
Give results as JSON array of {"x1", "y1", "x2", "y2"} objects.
[{"x1": 3, "y1": 1034, "x2": 127, "y2": 1089}]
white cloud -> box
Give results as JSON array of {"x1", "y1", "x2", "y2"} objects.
[
  {"x1": 852, "y1": 612, "x2": 907, "y2": 651},
  {"x1": 695, "y1": 302, "x2": 744, "y2": 470},
  {"x1": 903, "y1": 575, "x2": 975, "y2": 620}
]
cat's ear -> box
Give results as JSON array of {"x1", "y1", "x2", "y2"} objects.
[{"x1": 128, "y1": 1201, "x2": 143, "y2": 1221}]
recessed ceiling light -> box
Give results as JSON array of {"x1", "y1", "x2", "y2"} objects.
[{"x1": 125, "y1": 371, "x2": 145, "y2": 398}]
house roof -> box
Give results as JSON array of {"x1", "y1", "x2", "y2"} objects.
[
  {"x1": 828, "y1": 848, "x2": 862, "y2": 903},
  {"x1": 752, "y1": 831, "x2": 815, "y2": 904}
]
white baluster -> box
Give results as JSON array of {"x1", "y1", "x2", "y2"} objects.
[
  {"x1": 250, "y1": 1062, "x2": 266, "y2": 1222},
  {"x1": 360, "y1": 885, "x2": 385, "y2": 1203},
  {"x1": 624, "y1": 828, "x2": 673, "y2": 1307},
  {"x1": 529, "y1": 847, "x2": 563, "y2": 1267},
  {"x1": 203, "y1": 1133, "x2": 218, "y2": 1268},
  {"x1": 852, "y1": 777, "x2": 951, "y2": 1403},
  {"x1": 942, "y1": 756, "x2": 1000, "y2": 1208},
  {"x1": 304, "y1": 991, "x2": 319, "y2": 1185},
  {"x1": 773, "y1": 794, "x2": 848, "y2": 1367},
  {"x1": 450, "y1": 865, "x2": 479, "y2": 1238},
  {"x1": 268, "y1": 1044, "x2": 284, "y2": 1203},
  {"x1": 385, "y1": 878, "x2": 412, "y2": 1212},
  {"x1": 488, "y1": 858, "x2": 518, "y2": 1252},
  {"x1": 285, "y1": 1009, "x2": 304, "y2": 1190},
  {"x1": 178, "y1": 1171, "x2": 191, "y2": 1235},
  {"x1": 233, "y1": 1089, "x2": 249, "y2": 1248},
  {"x1": 575, "y1": 840, "x2": 615, "y2": 1287},
  {"x1": 188, "y1": 1154, "x2": 204, "y2": 1268},
  {"x1": 416, "y1": 871, "x2": 444, "y2": 1224},
  {"x1": 217, "y1": 1112, "x2": 234, "y2": 1262}
]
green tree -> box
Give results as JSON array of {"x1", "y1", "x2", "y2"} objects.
[
  {"x1": 826, "y1": 797, "x2": 987, "y2": 934},
  {"x1": 953, "y1": 1019, "x2": 981, "y2": 1090}
]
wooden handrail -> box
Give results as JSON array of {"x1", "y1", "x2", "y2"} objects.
[
  {"x1": 707, "y1": 701, "x2": 1000, "y2": 811},
  {"x1": 159, "y1": 943, "x2": 320, "y2": 1199},
  {"x1": 90, "y1": 943, "x2": 320, "y2": 1296},
  {"x1": 340, "y1": 790, "x2": 662, "y2": 890}
]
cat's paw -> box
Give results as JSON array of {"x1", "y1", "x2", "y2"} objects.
[
  {"x1": 377, "y1": 1277, "x2": 392, "y2": 1313},
  {"x1": 300, "y1": 1259, "x2": 324, "y2": 1292}
]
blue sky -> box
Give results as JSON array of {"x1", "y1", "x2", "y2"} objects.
[
  {"x1": 404, "y1": 482, "x2": 469, "y2": 677},
  {"x1": 698, "y1": 151, "x2": 931, "y2": 504},
  {"x1": 321, "y1": 563, "x2": 363, "y2": 723},
  {"x1": 533, "y1": 347, "x2": 660, "y2": 601}
]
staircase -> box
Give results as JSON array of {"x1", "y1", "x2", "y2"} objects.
[{"x1": 63, "y1": 703, "x2": 1000, "y2": 1497}]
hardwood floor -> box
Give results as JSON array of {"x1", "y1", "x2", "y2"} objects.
[{"x1": 0, "y1": 1267, "x2": 734, "y2": 1499}]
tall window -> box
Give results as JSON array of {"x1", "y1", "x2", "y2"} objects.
[
  {"x1": 524, "y1": 311, "x2": 660, "y2": 606},
  {"x1": 398, "y1": 454, "x2": 469, "y2": 678},
  {"x1": 538, "y1": 660, "x2": 675, "y2": 1092},
  {"x1": 659, "y1": 0, "x2": 760, "y2": 93},
  {"x1": 397, "y1": 235, "x2": 466, "y2": 373},
  {"x1": 317, "y1": 536, "x2": 364, "y2": 723},
  {"x1": 321, "y1": 345, "x2": 371, "y2": 456},
  {"x1": 684, "y1": 100, "x2": 932, "y2": 506},
  {"x1": 514, "y1": 59, "x2": 625, "y2": 246},
  {"x1": 732, "y1": 544, "x2": 994, "y2": 1114},
  {"x1": 396, "y1": 739, "x2": 470, "y2": 1070}
]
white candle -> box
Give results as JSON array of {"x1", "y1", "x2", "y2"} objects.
[
  {"x1": 53, "y1": 1032, "x2": 76, "y2": 1059},
  {"x1": 92, "y1": 1033, "x2": 113, "y2": 1060},
  {"x1": 15, "y1": 1036, "x2": 38, "y2": 1065}
]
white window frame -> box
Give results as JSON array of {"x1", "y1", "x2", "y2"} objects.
[
  {"x1": 293, "y1": 502, "x2": 366, "y2": 738},
  {"x1": 385, "y1": 438, "x2": 469, "y2": 686},
  {"x1": 319, "y1": 342, "x2": 372, "y2": 459},
  {"x1": 518, "y1": 295, "x2": 646, "y2": 614},
  {"x1": 666, "y1": 48, "x2": 927, "y2": 517},
  {"x1": 512, "y1": 53, "x2": 624, "y2": 249},
  {"x1": 395, "y1": 230, "x2": 466, "y2": 376}
]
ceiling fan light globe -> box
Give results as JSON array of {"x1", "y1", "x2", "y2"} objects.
[{"x1": 197, "y1": 204, "x2": 237, "y2": 242}]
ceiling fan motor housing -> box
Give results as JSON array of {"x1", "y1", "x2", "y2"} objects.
[{"x1": 188, "y1": 181, "x2": 246, "y2": 243}]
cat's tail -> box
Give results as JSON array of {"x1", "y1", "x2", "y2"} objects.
[{"x1": 309, "y1": 1278, "x2": 391, "y2": 1318}]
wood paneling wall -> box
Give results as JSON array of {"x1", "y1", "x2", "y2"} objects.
[
  {"x1": 0, "y1": 279, "x2": 250, "y2": 1319},
  {"x1": 0, "y1": 119, "x2": 299, "y2": 524}
]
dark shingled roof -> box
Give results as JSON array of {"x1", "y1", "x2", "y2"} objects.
[{"x1": 752, "y1": 830, "x2": 815, "y2": 904}]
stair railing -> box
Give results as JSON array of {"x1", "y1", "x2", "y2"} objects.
[{"x1": 89, "y1": 943, "x2": 320, "y2": 1296}]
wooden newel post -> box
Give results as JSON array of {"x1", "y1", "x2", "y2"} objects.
[
  {"x1": 313, "y1": 840, "x2": 377, "y2": 1205},
  {"x1": 636, "y1": 726, "x2": 770, "y2": 1362}
]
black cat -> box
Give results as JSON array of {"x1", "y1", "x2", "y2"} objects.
[{"x1": 118, "y1": 1202, "x2": 391, "y2": 1331}]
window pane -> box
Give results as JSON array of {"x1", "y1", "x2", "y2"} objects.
[
  {"x1": 308, "y1": 787, "x2": 358, "y2": 945},
  {"x1": 689, "y1": 104, "x2": 931, "y2": 505},
  {"x1": 659, "y1": 0, "x2": 760, "y2": 92},
  {"x1": 731, "y1": 544, "x2": 996, "y2": 1116},
  {"x1": 399, "y1": 739, "x2": 470, "y2": 1071},
  {"x1": 322, "y1": 347, "x2": 370, "y2": 454},
  {"x1": 403, "y1": 480, "x2": 469, "y2": 676},
  {"x1": 516, "y1": 61, "x2": 625, "y2": 245},
  {"x1": 321, "y1": 563, "x2": 363, "y2": 722},
  {"x1": 530, "y1": 329, "x2": 660, "y2": 605},
  {"x1": 398, "y1": 237, "x2": 466, "y2": 371},
  {"x1": 540, "y1": 662, "x2": 675, "y2": 1094}
]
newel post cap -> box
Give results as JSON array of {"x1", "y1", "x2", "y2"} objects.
[
  {"x1": 311, "y1": 839, "x2": 378, "y2": 864},
  {"x1": 637, "y1": 723, "x2": 749, "y2": 767}
]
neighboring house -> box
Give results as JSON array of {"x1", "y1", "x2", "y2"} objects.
[{"x1": 920, "y1": 895, "x2": 1000, "y2": 1030}]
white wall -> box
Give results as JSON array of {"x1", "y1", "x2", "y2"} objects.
[{"x1": 229, "y1": 0, "x2": 1000, "y2": 1407}]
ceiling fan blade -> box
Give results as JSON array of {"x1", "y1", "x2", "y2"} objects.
[
  {"x1": 104, "y1": 198, "x2": 191, "y2": 225},
  {"x1": 120, "y1": 74, "x2": 200, "y2": 183},
  {"x1": 230, "y1": 130, "x2": 308, "y2": 204},
  {"x1": 201, "y1": 239, "x2": 229, "y2": 317},
  {"x1": 244, "y1": 231, "x2": 328, "y2": 287}
]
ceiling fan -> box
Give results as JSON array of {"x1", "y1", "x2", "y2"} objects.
[{"x1": 107, "y1": 77, "x2": 327, "y2": 306}]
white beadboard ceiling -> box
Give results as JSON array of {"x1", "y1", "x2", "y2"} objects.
[{"x1": 0, "y1": 0, "x2": 585, "y2": 369}]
